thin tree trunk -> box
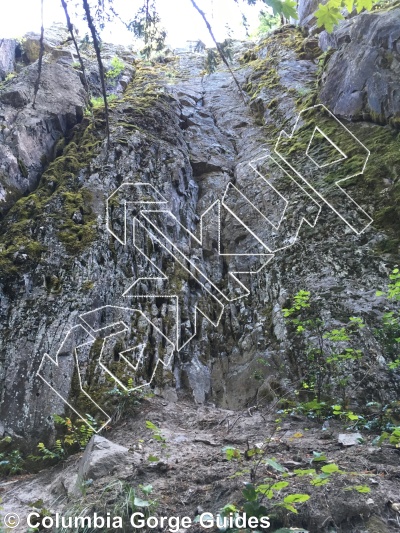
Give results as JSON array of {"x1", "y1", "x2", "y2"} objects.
[
  {"x1": 60, "y1": 0, "x2": 91, "y2": 99},
  {"x1": 32, "y1": 0, "x2": 45, "y2": 108},
  {"x1": 82, "y1": 0, "x2": 110, "y2": 145},
  {"x1": 190, "y1": 0, "x2": 247, "y2": 104}
]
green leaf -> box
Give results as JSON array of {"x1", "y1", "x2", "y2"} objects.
[
  {"x1": 344, "y1": 485, "x2": 371, "y2": 493},
  {"x1": 257, "y1": 481, "x2": 288, "y2": 498},
  {"x1": 243, "y1": 483, "x2": 258, "y2": 502},
  {"x1": 147, "y1": 455, "x2": 159, "y2": 462},
  {"x1": 315, "y1": 2, "x2": 344, "y2": 32},
  {"x1": 282, "y1": 503, "x2": 298, "y2": 513},
  {"x1": 263, "y1": 0, "x2": 298, "y2": 18},
  {"x1": 265, "y1": 457, "x2": 286, "y2": 472},
  {"x1": 271, "y1": 481, "x2": 289, "y2": 491},
  {"x1": 310, "y1": 474, "x2": 330, "y2": 486},
  {"x1": 222, "y1": 446, "x2": 241, "y2": 460},
  {"x1": 343, "y1": 0, "x2": 354, "y2": 11},
  {"x1": 284, "y1": 493, "x2": 310, "y2": 504},
  {"x1": 311, "y1": 451, "x2": 327, "y2": 462},
  {"x1": 294, "y1": 468, "x2": 316, "y2": 476},
  {"x1": 140, "y1": 484, "x2": 153, "y2": 494},
  {"x1": 321, "y1": 463, "x2": 340, "y2": 473},
  {"x1": 355, "y1": 0, "x2": 373, "y2": 12}
]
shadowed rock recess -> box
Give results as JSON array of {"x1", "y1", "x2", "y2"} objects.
[{"x1": 0, "y1": 4, "x2": 399, "y2": 533}]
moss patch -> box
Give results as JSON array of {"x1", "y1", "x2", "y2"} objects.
[{"x1": 0, "y1": 118, "x2": 102, "y2": 278}]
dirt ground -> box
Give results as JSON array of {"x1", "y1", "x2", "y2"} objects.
[{"x1": 1, "y1": 394, "x2": 400, "y2": 532}]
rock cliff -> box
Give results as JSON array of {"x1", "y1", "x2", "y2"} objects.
[
  {"x1": 0, "y1": 7, "x2": 399, "y2": 531},
  {"x1": 0, "y1": 9, "x2": 399, "y2": 445}
]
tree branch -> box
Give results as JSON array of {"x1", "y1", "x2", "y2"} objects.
[
  {"x1": 82, "y1": 0, "x2": 110, "y2": 146},
  {"x1": 189, "y1": 0, "x2": 247, "y2": 104},
  {"x1": 32, "y1": 0, "x2": 45, "y2": 108},
  {"x1": 60, "y1": 0, "x2": 91, "y2": 99}
]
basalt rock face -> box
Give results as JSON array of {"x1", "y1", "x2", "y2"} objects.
[
  {"x1": 319, "y1": 7, "x2": 400, "y2": 127},
  {"x1": 0, "y1": 12, "x2": 399, "y2": 449},
  {"x1": 0, "y1": 25, "x2": 135, "y2": 215},
  {"x1": 0, "y1": 62, "x2": 87, "y2": 213}
]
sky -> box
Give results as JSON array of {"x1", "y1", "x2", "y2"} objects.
[{"x1": 0, "y1": 0, "x2": 265, "y2": 49}]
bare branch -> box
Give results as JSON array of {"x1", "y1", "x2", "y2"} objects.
[
  {"x1": 32, "y1": 0, "x2": 45, "y2": 108},
  {"x1": 82, "y1": 0, "x2": 110, "y2": 146},
  {"x1": 60, "y1": 0, "x2": 91, "y2": 100},
  {"x1": 189, "y1": 0, "x2": 247, "y2": 104}
]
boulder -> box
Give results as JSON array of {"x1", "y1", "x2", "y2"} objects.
[
  {"x1": 22, "y1": 23, "x2": 69, "y2": 64},
  {"x1": 77, "y1": 436, "x2": 132, "y2": 481},
  {"x1": 319, "y1": 8, "x2": 400, "y2": 127}
]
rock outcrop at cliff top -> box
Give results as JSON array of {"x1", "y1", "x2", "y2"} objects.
[{"x1": 319, "y1": 6, "x2": 400, "y2": 127}]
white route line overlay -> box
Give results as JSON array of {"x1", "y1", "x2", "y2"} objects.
[
  {"x1": 37, "y1": 308, "x2": 175, "y2": 432},
  {"x1": 274, "y1": 103, "x2": 372, "y2": 235},
  {"x1": 37, "y1": 105, "x2": 373, "y2": 431}
]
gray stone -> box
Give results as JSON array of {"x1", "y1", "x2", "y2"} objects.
[
  {"x1": 338, "y1": 433, "x2": 363, "y2": 446},
  {"x1": 0, "y1": 60, "x2": 86, "y2": 213},
  {"x1": 78, "y1": 436, "x2": 131, "y2": 481}
]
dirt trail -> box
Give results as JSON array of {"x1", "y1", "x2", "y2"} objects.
[{"x1": 1, "y1": 395, "x2": 400, "y2": 532}]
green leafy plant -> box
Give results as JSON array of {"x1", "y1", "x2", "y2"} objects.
[
  {"x1": 315, "y1": 0, "x2": 379, "y2": 33},
  {"x1": 30, "y1": 414, "x2": 98, "y2": 464},
  {"x1": 283, "y1": 290, "x2": 366, "y2": 405},
  {"x1": 0, "y1": 448, "x2": 25, "y2": 475},
  {"x1": 222, "y1": 461, "x2": 310, "y2": 528},
  {"x1": 127, "y1": 0, "x2": 166, "y2": 58},
  {"x1": 89, "y1": 93, "x2": 118, "y2": 109},
  {"x1": 106, "y1": 56, "x2": 124, "y2": 79},
  {"x1": 343, "y1": 485, "x2": 371, "y2": 493},
  {"x1": 376, "y1": 268, "x2": 400, "y2": 370},
  {"x1": 145, "y1": 420, "x2": 167, "y2": 463},
  {"x1": 256, "y1": 0, "x2": 298, "y2": 20},
  {"x1": 377, "y1": 426, "x2": 400, "y2": 447},
  {"x1": 107, "y1": 378, "x2": 145, "y2": 421}
]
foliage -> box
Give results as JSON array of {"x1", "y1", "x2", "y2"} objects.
[
  {"x1": 203, "y1": 39, "x2": 233, "y2": 74},
  {"x1": 247, "y1": 0, "x2": 298, "y2": 20},
  {"x1": 377, "y1": 426, "x2": 400, "y2": 447},
  {"x1": 315, "y1": 0, "x2": 380, "y2": 32},
  {"x1": 0, "y1": 437, "x2": 25, "y2": 476},
  {"x1": 221, "y1": 424, "x2": 372, "y2": 527},
  {"x1": 127, "y1": 0, "x2": 167, "y2": 58},
  {"x1": 88, "y1": 93, "x2": 118, "y2": 110},
  {"x1": 145, "y1": 420, "x2": 166, "y2": 445},
  {"x1": 106, "y1": 378, "x2": 144, "y2": 421},
  {"x1": 105, "y1": 56, "x2": 124, "y2": 79},
  {"x1": 145, "y1": 420, "x2": 166, "y2": 463},
  {"x1": 55, "y1": 480, "x2": 156, "y2": 533},
  {"x1": 30, "y1": 414, "x2": 98, "y2": 463},
  {"x1": 282, "y1": 290, "x2": 366, "y2": 403},
  {"x1": 376, "y1": 268, "x2": 400, "y2": 370},
  {"x1": 254, "y1": 10, "x2": 281, "y2": 35}
]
